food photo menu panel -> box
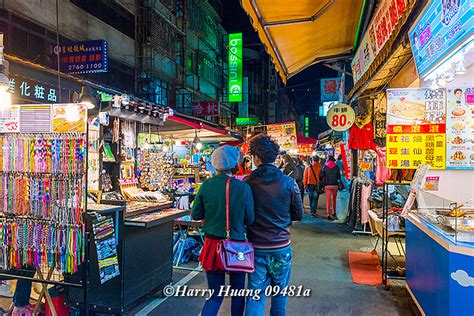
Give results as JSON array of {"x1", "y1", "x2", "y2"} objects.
[{"x1": 446, "y1": 87, "x2": 474, "y2": 169}]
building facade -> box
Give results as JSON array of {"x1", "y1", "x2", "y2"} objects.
[{"x1": 0, "y1": 0, "x2": 234, "y2": 125}]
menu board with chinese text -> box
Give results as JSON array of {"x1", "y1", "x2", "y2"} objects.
[
  {"x1": 446, "y1": 86, "x2": 474, "y2": 169},
  {"x1": 386, "y1": 88, "x2": 446, "y2": 169},
  {"x1": 266, "y1": 122, "x2": 297, "y2": 151}
]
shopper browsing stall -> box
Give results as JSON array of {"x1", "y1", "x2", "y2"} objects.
[{"x1": 191, "y1": 145, "x2": 255, "y2": 316}]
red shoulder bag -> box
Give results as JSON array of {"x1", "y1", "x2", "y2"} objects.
[{"x1": 216, "y1": 177, "x2": 255, "y2": 273}]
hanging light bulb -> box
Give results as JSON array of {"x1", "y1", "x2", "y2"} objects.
[
  {"x1": 0, "y1": 87, "x2": 11, "y2": 111},
  {"x1": 65, "y1": 104, "x2": 80, "y2": 122},
  {"x1": 193, "y1": 130, "x2": 202, "y2": 151}
]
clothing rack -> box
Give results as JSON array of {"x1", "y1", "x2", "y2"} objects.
[
  {"x1": 352, "y1": 223, "x2": 372, "y2": 235},
  {"x1": 348, "y1": 176, "x2": 374, "y2": 234}
]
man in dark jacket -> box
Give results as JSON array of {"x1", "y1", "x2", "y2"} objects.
[{"x1": 245, "y1": 134, "x2": 303, "y2": 316}]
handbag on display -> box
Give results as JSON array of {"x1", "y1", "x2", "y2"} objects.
[{"x1": 216, "y1": 177, "x2": 255, "y2": 273}]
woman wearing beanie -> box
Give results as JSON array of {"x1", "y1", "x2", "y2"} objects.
[{"x1": 191, "y1": 145, "x2": 255, "y2": 316}]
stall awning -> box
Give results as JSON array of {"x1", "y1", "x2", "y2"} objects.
[
  {"x1": 159, "y1": 115, "x2": 242, "y2": 142},
  {"x1": 297, "y1": 134, "x2": 317, "y2": 145},
  {"x1": 241, "y1": 0, "x2": 364, "y2": 83}
]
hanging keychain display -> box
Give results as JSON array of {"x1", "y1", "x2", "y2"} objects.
[{"x1": 0, "y1": 133, "x2": 86, "y2": 274}]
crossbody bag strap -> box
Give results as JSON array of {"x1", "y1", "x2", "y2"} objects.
[
  {"x1": 309, "y1": 165, "x2": 318, "y2": 183},
  {"x1": 225, "y1": 176, "x2": 231, "y2": 239}
]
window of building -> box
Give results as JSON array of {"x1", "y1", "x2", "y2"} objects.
[
  {"x1": 70, "y1": 0, "x2": 135, "y2": 38},
  {"x1": 154, "y1": 79, "x2": 169, "y2": 106}
]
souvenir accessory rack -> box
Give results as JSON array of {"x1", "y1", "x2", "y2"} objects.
[{"x1": 0, "y1": 104, "x2": 90, "y2": 314}]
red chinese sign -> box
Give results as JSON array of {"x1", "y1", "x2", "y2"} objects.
[
  {"x1": 298, "y1": 143, "x2": 314, "y2": 155},
  {"x1": 192, "y1": 100, "x2": 220, "y2": 117},
  {"x1": 351, "y1": 0, "x2": 407, "y2": 83},
  {"x1": 321, "y1": 77, "x2": 344, "y2": 102}
]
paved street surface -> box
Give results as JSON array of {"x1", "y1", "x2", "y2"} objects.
[{"x1": 133, "y1": 202, "x2": 417, "y2": 316}]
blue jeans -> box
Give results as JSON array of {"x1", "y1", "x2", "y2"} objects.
[
  {"x1": 202, "y1": 270, "x2": 246, "y2": 316},
  {"x1": 245, "y1": 245, "x2": 292, "y2": 316},
  {"x1": 308, "y1": 188, "x2": 320, "y2": 213}
]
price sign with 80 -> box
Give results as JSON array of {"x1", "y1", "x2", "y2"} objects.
[{"x1": 326, "y1": 104, "x2": 355, "y2": 132}]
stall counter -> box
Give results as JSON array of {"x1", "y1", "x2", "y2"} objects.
[{"x1": 406, "y1": 214, "x2": 474, "y2": 316}]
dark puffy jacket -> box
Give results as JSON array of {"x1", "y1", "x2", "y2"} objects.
[
  {"x1": 320, "y1": 161, "x2": 341, "y2": 186},
  {"x1": 245, "y1": 164, "x2": 303, "y2": 247}
]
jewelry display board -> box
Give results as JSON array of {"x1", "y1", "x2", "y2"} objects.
[{"x1": 0, "y1": 104, "x2": 87, "y2": 289}]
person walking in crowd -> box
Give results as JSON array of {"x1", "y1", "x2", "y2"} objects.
[
  {"x1": 191, "y1": 145, "x2": 255, "y2": 316},
  {"x1": 320, "y1": 156, "x2": 341, "y2": 220},
  {"x1": 244, "y1": 135, "x2": 304, "y2": 316},
  {"x1": 303, "y1": 156, "x2": 323, "y2": 217},
  {"x1": 280, "y1": 154, "x2": 300, "y2": 180},
  {"x1": 281, "y1": 154, "x2": 304, "y2": 203},
  {"x1": 295, "y1": 157, "x2": 306, "y2": 202}
]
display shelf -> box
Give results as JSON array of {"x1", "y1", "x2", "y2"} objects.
[
  {"x1": 125, "y1": 209, "x2": 190, "y2": 228},
  {"x1": 124, "y1": 201, "x2": 174, "y2": 218},
  {"x1": 87, "y1": 203, "x2": 126, "y2": 214}
]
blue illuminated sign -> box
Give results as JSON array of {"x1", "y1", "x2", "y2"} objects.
[
  {"x1": 54, "y1": 40, "x2": 108, "y2": 74},
  {"x1": 409, "y1": 0, "x2": 473, "y2": 76}
]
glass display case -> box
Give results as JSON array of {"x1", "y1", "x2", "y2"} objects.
[{"x1": 415, "y1": 191, "x2": 474, "y2": 245}]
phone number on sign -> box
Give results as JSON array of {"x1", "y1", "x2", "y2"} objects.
[{"x1": 163, "y1": 285, "x2": 312, "y2": 300}]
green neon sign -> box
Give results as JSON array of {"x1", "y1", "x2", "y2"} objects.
[
  {"x1": 304, "y1": 116, "x2": 309, "y2": 137},
  {"x1": 228, "y1": 33, "x2": 243, "y2": 102},
  {"x1": 236, "y1": 117, "x2": 258, "y2": 126}
]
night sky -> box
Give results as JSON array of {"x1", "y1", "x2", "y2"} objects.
[{"x1": 222, "y1": 0, "x2": 337, "y2": 135}]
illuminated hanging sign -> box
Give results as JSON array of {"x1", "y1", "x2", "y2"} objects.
[
  {"x1": 9, "y1": 74, "x2": 65, "y2": 103},
  {"x1": 228, "y1": 33, "x2": 243, "y2": 102},
  {"x1": 192, "y1": 100, "x2": 219, "y2": 117},
  {"x1": 236, "y1": 117, "x2": 259, "y2": 126},
  {"x1": 321, "y1": 77, "x2": 344, "y2": 101},
  {"x1": 54, "y1": 40, "x2": 108, "y2": 74},
  {"x1": 409, "y1": 0, "x2": 473, "y2": 77},
  {"x1": 386, "y1": 88, "x2": 447, "y2": 170}
]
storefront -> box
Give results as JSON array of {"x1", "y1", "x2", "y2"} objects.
[
  {"x1": 401, "y1": 1, "x2": 474, "y2": 315},
  {"x1": 349, "y1": 0, "x2": 473, "y2": 315}
]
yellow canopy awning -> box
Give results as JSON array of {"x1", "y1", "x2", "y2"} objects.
[{"x1": 241, "y1": 0, "x2": 364, "y2": 83}]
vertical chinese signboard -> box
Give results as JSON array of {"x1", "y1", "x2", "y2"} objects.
[
  {"x1": 54, "y1": 40, "x2": 108, "y2": 74},
  {"x1": 351, "y1": 0, "x2": 408, "y2": 83},
  {"x1": 266, "y1": 122, "x2": 297, "y2": 151},
  {"x1": 446, "y1": 86, "x2": 474, "y2": 169},
  {"x1": 321, "y1": 77, "x2": 344, "y2": 102},
  {"x1": 192, "y1": 100, "x2": 220, "y2": 117},
  {"x1": 386, "y1": 88, "x2": 446, "y2": 170},
  {"x1": 228, "y1": 33, "x2": 243, "y2": 102}
]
